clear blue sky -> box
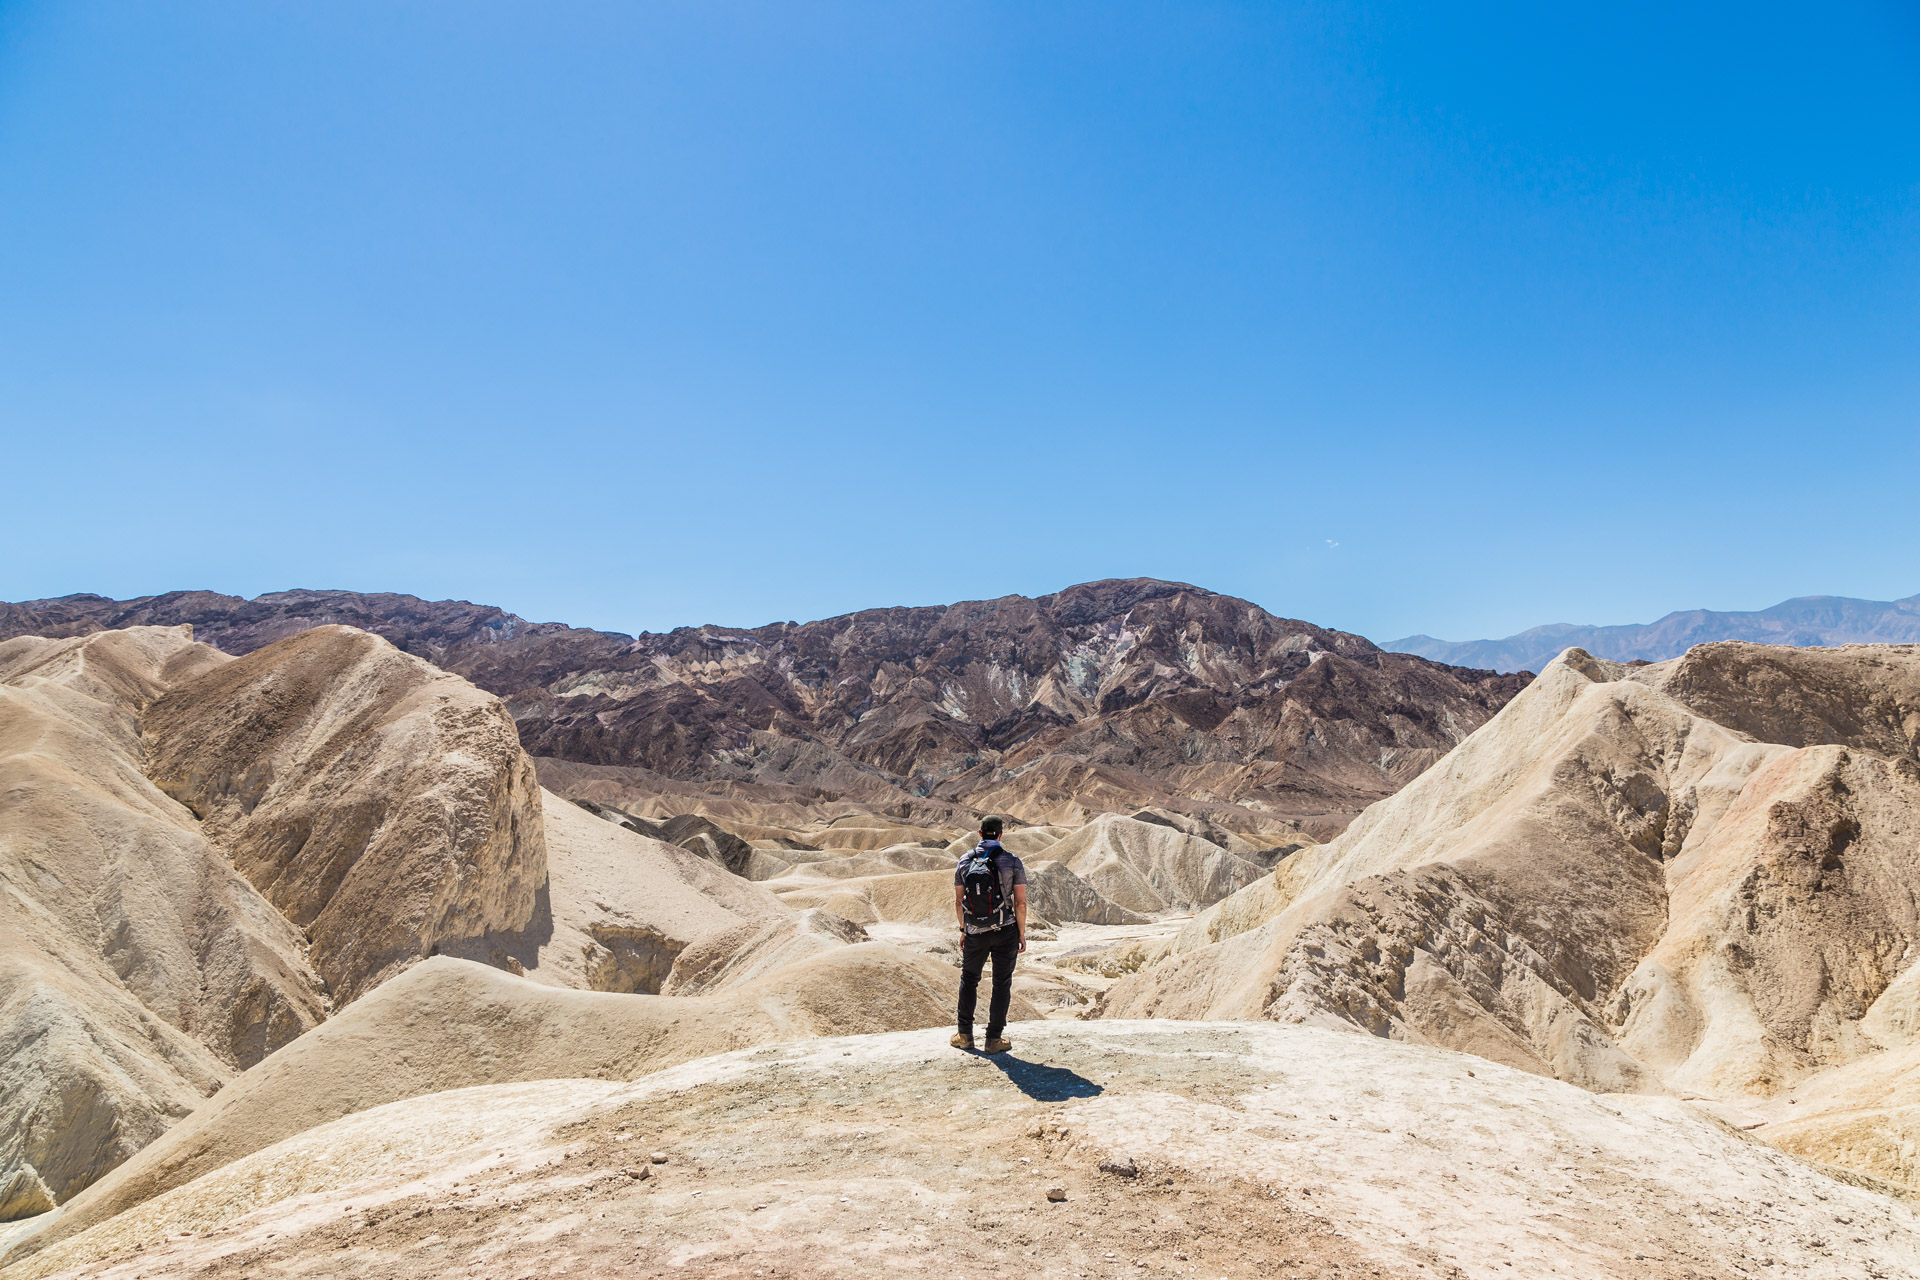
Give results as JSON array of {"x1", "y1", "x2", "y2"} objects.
[{"x1": 3, "y1": 2, "x2": 1916, "y2": 643}]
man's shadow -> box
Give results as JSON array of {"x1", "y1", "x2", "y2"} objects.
[{"x1": 968, "y1": 1052, "x2": 1103, "y2": 1101}]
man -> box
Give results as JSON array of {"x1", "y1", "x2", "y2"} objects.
[{"x1": 951, "y1": 815, "x2": 1027, "y2": 1053}]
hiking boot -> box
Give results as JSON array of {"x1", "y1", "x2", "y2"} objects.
[
  {"x1": 985, "y1": 1036, "x2": 1012, "y2": 1054},
  {"x1": 950, "y1": 1032, "x2": 974, "y2": 1050}
]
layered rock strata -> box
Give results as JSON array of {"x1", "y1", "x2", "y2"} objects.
[
  {"x1": 1103, "y1": 643, "x2": 1920, "y2": 1185},
  {"x1": 142, "y1": 626, "x2": 547, "y2": 1003},
  {"x1": 0, "y1": 629, "x2": 327, "y2": 1218},
  {"x1": 0, "y1": 582, "x2": 1529, "y2": 837}
]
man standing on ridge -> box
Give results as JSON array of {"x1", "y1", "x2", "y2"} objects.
[{"x1": 952, "y1": 815, "x2": 1027, "y2": 1054}]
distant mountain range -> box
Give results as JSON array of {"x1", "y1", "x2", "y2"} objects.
[
  {"x1": 0, "y1": 580, "x2": 1526, "y2": 838},
  {"x1": 1388, "y1": 591, "x2": 1920, "y2": 674}
]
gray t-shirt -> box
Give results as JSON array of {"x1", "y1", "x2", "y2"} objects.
[{"x1": 954, "y1": 841, "x2": 1027, "y2": 933}]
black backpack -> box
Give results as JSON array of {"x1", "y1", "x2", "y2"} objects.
[{"x1": 959, "y1": 845, "x2": 1007, "y2": 928}]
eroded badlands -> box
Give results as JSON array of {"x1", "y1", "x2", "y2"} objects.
[{"x1": 3, "y1": 603, "x2": 1920, "y2": 1278}]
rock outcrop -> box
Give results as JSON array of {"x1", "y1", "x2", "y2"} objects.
[
  {"x1": 7, "y1": 1022, "x2": 1915, "y2": 1280},
  {"x1": 752, "y1": 809, "x2": 1279, "y2": 929},
  {"x1": 0, "y1": 583, "x2": 1529, "y2": 837},
  {"x1": 0, "y1": 629, "x2": 327, "y2": 1219},
  {"x1": 1042, "y1": 813, "x2": 1270, "y2": 915},
  {"x1": 1102, "y1": 642, "x2": 1920, "y2": 1185},
  {"x1": 451, "y1": 790, "x2": 790, "y2": 995},
  {"x1": 565, "y1": 799, "x2": 759, "y2": 878},
  {"x1": 142, "y1": 626, "x2": 548, "y2": 1004},
  {"x1": 1022, "y1": 861, "x2": 1147, "y2": 927},
  {"x1": 0, "y1": 624, "x2": 829, "y2": 1219}
]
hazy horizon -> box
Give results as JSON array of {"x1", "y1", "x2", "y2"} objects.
[{"x1": 9, "y1": 576, "x2": 1919, "y2": 651}]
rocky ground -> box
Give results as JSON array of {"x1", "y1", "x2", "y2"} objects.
[{"x1": 9, "y1": 1022, "x2": 1916, "y2": 1280}]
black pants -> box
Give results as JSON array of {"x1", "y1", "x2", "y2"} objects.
[{"x1": 958, "y1": 924, "x2": 1019, "y2": 1039}]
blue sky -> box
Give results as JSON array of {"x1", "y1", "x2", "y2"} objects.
[{"x1": 2, "y1": 2, "x2": 1916, "y2": 642}]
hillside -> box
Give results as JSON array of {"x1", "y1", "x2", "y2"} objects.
[
  {"x1": 1390, "y1": 590, "x2": 1920, "y2": 673},
  {"x1": 0, "y1": 581, "x2": 1528, "y2": 838},
  {"x1": 0, "y1": 624, "x2": 962, "y2": 1220},
  {"x1": 1102, "y1": 640, "x2": 1920, "y2": 1193}
]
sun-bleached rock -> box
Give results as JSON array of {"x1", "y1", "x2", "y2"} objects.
[
  {"x1": 1047, "y1": 813, "x2": 1267, "y2": 915},
  {"x1": 1102, "y1": 643, "x2": 1920, "y2": 1181},
  {"x1": 767, "y1": 856, "x2": 1151, "y2": 932},
  {"x1": 7, "y1": 1022, "x2": 1914, "y2": 1280},
  {"x1": 660, "y1": 909, "x2": 870, "y2": 996},
  {"x1": 652, "y1": 812, "x2": 756, "y2": 874},
  {"x1": 441, "y1": 791, "x2": 789, "y2": 994},
  {"x1": 772, "y1": 811, "x2": 1255, "y2": 930},
  {"x1": 143, "y1": 626, "x2": 547, "y2": 1004},
  {"x1": 0, "y1": 629, "x2": 327, "y2": 1219},
  {"x1": 769, "y1": 868, "x2": 955, "y2": 927},
  {"x1": 1022, "y1": 860, "x2": 1147, "y2": 927},
  {"x1": 808, "y1": 817, "x2": 953, "y2": 851},
  {"x1": 4, "y1": 951, "x2": 1037, "y2": 1265},
  {"x1": 0, "y1": 624, "x2": 836, "y2": 1222},
  {"x1": 940, "y1": 825, "x2": 1070, "y2": 859}
]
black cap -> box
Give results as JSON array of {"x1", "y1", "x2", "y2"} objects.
[{"x1": 979, "y1": 815, "x2": 1004, "y2": 838}]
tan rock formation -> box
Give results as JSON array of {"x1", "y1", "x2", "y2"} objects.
[
  {"x1": 1, "y1": 624, "x2": 830, "y2": 1220},
  {"x1": 1022, "y1": 860, "x2": 1148, "y2": 927},
  {"x1": 1045, "y1": 813, "x2": 1269, "y2": 915},
  {"x1": 448, "y1": 791, "x2": 788, "y2": 994},
  {"x1": 940, "y1": 825, "x2": 1071, "y2": 858},
  {"x1": 769, "y1": 868, "x2": 957, "y2": 927},
  {"x1": 808, "y1": 816, "x2": 955, "y2": 851},
  {"x1": 0, "y1": 629, "x2": 326, "y2": 1219},
  {"x1": 142, "y1": 626, "x2": 547, "y2": 1004},
  {"x1": 1103, "y1": 643, "x2": 1920, "y2": 1181},
  {"x1": 766, "y1": 810, "x2": 1270, "y2": 930},
  {"x1": 658, "y1": 909, "x2": 871, "y2": 996}
]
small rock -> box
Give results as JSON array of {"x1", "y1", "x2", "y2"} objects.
[
  {"x1": 1046, "y1": 1187, "x2": 1068, "y2": 1202},
  {"x1": 623, "y1": 1167, "x2": 649, "y2": 1181},
  {"x1": 650, "y1": 1153, "x2": 668, "y2": 1164},
  {"x1": 1099, "y1": 1157, "x2": 1139, "y2": 1178}
]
